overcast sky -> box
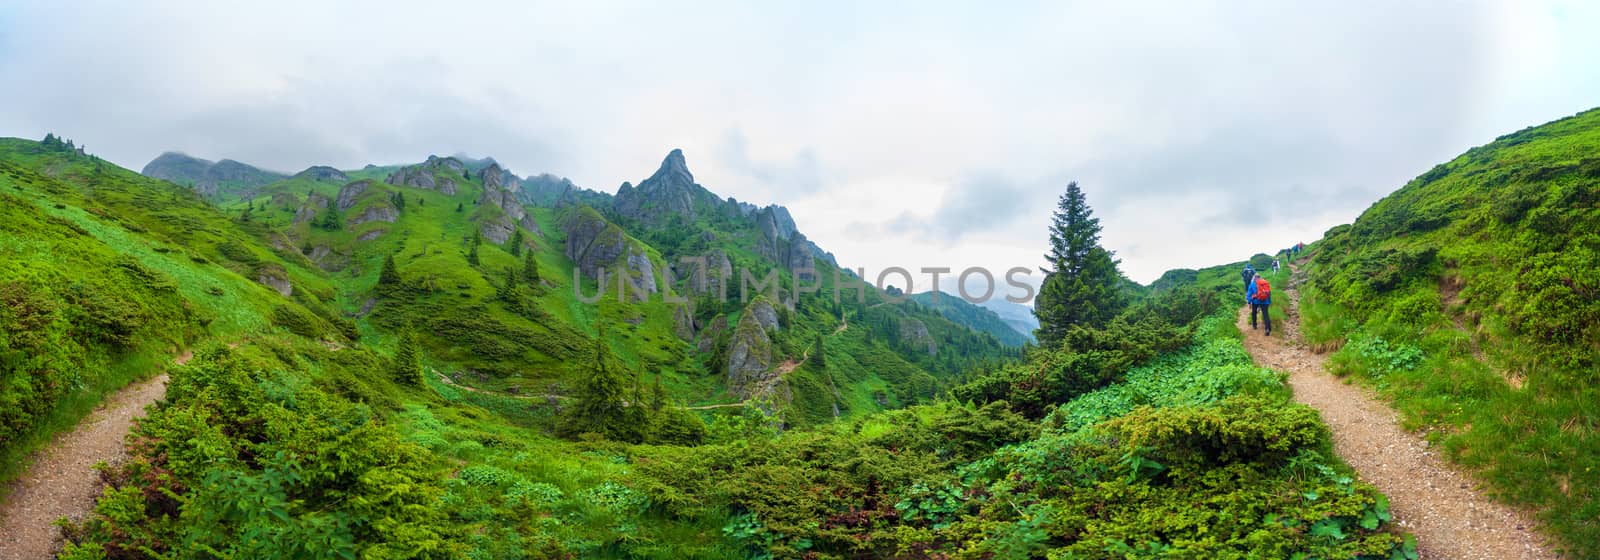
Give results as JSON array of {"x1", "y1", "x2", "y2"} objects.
[{"x1": 3, "y1": 1, "x2": 1598, "y2": 288}]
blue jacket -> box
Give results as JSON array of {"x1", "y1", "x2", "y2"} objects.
[
  {"x1": 1241, "y1": 265, "x2": 1255, "y2": 286},
  {"x1": 1247, "y1": 277, "x2": 1271, "y2": 305}
]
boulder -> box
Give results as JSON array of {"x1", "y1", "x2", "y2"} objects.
[{"x1": 697, "y1": 315, "x2": 727, "y2": 354}]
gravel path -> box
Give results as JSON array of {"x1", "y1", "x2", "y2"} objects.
[
  {"x1": 0, "y1": 371, "x2": 170, "y2": 559},
  {"x1": 1237, "y1": 286, "x2": 1557, "y2": 560}
]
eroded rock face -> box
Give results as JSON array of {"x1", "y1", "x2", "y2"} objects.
[
  {"x1": 480, "y1": 214, "x2": 516, "y2": 244},
  {"x1": 898, "y1": 317, "x2": 937, "y2": 356},
  {"x1": 357, "y1": 229, "x2": 386, "y2": 241},
  {"x1": 257, "y1": 266, "x2": 293, "y2": 297},
  {"x1": 294, "y1": 165, "x2": 348, "y2": 182},
  {"x1": 621, "y1": 248, "x2": 659, "y2": 298},
  {"x1": 612, "y1": 149, "x2": 717, "y2": 224},
  {"x1": 270, "y1": 192, "x2": 301, "y2": 209},
  {"x1": 725, "y1": 300, "x2": 778, "y2": 396},
  {"x1": 336, "y1": 179, "x2": 371, "y2": 211},
  {"x1": 294, "y1": 193, "x2": 330, "y2": 224},
  {"x1": 386, "y1": 166, "x2": 436, "y2": 190},
  {"x1": 562, "y1": 207, "x2": 628, "y2": 279},
  {"x1": 349, "y1": 204, "x2": 398, "y2": 226},
  {"x1": 672, "y1": 303, "x2": 696, "y2": 342}
]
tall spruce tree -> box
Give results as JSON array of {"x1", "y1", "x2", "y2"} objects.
[
  {"x1": 563, "y1": 323, "x2": 627, "y2": 438},
  {"x1": 509, "y1": 229, "x2": 524, "y2": 256},
  {"x1": 1034, "y1": 182, "x2": 1125, "y2": 346},
  {"x1": 390, "y1": 329, "x2": 424, "y2": 385}
]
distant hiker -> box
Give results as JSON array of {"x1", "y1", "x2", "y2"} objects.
[
  {"x1": 1241, "y1": 264, "x2": 1256, "y2": 292},
  {"x1": 1272, "y1": 259, "x2": 1280, "y2": 273},
  {"x1": 1248, "y1": 273, "x2": 1272, "y2": 336}
]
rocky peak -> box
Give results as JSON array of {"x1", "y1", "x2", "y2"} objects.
[
  {"x1": 645, "y1": 148, "x2": 694, "y2": 188},
  {"x1": 140, "y1": 152, "x2": 285, "y2": 196}
]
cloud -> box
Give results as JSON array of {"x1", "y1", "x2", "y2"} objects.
[{"x1": 2, "y1": 1, "x2": 1598, "y2": 285}]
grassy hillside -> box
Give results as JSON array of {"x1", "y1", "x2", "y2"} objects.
[
  {"x1": 0, "y1": 138, "x2": 341, "y2": 488},
  {"x1": 1299, "y1": 107, "x2": 1600, "y2": 556},
  {"x1": 910, "y1": 291, "x2": 1032, "y2": 347}
]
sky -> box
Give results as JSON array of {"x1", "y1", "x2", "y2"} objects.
[{"x1": 3, "y1": 1, "x2": 1599, "y2": 291}]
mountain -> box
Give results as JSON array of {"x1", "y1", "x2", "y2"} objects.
[
  {"x1": 1299, "y1": 107, "x2": 1600, "y2": 555},
  {"x1": 910, "y1": 291, "x2": 1031, "y2": 346},
  {"x1": 979, "y1": 298, "x2": 1039, "y2": 342},
  {"x1": 3, "y1": 134, "x2": 1414, "y2": 559},
  {"x1": 139, "y1": 151, "x2": 287, "y2": 197}
]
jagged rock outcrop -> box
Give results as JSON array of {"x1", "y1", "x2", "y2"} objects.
[
  {"x1": 480, "y1": 214, "x2": 516, "y2": 244},
  {"x1": 294, "y1": 166, "x2": 348, "y2": 182},
  {"x1": 678, "y1": 249, "x2": 734, "y2": 296},
  {"x1": 612, "y1": 149, "x2": 717, "y2": 224},
  {"x1": 386, "y1": 155, "x2": 465, "y2": 194},
  {"x1": 256, "y1": 265, "x2": 293, "y2": 297},
  {"x1": 898, "y1": 317, "x2": 937, "y2": 356},
  {"x1": 141, "y1": 152, "x2": 286, "y2": 196},
  {"x1": 349, "y1": 204, "x2": 399, "y2": 226},
  {"x1": 357, "y1": 229, "x2": 386, "y2": 241},
  {"x1": 672, "y1": 303, "x2": 696, "y2": 342},
  {"x1": 726, "y1": 297, "x2": 780, "y2": 396},
  {"x1": 293, "y1": 193, "x2": 330, "y2": 224},
  {"x1": 563, "y1": 207, "x2": 622, "y2": 278},
  {"x1": 335, "y1": 179, "x2": 371, "y2": 211},
  {"x1": 787, "y1": 232, "x2": 816, "y2": 271},
  {"x1": 623, "y1": 247, "x2": 659, "y2": 297}
]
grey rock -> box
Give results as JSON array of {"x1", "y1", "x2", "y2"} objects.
[
  {"x1": 480, "y1": 214, "x2": 516, "y2": 244},
  {"x1": 349, "y1": 204, "x2": 398, "y2": 225},
  {"x1": 335, "y1": 179, "x2": 370, "y2": 211},
  {"x1": 257, "y1": 268, "x2": 293, "y2": 297},
  {"x1": 357, "y1": 229, "x2": 387, "y2": 241},
  {"x1": 293, "y1": 193, "x2": 330, "y2": 224},
  {"x1": 898, "y1": 317, "x2": 938, "y2": 356}
]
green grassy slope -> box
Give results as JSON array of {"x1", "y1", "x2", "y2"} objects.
[
  {"x1": 0, "y1": 139, "x2": 342, "y2": 488},
  {"x1": 1298, "y1": 107, "x2": 1600, "y2": 556},
  {"x1": 909, "y1": 291, "x2": 1033, "y2": 347}
]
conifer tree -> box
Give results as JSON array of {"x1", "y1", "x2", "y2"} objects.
[
  {"x1": 563, "y1": 323, "x2": 627, "y2": 438},
  {"x1": 1034, "y1": 182, "x2": 1125, "y2": 347},
  {"x1": 812, "y1": 333, "x2": 826, "y2": 369},
  {"x1": 509, "y1": 229, "x2": 524, "y2": 256},
  {"x1": 497, "y1": 267, "x2": 517, "y2": 302},
  {"x1": 650, "y1": 372, "x2": 667, "y2": 411},
  {"x1": 456, "y1": 202, "x2": 464, "y2": 212},
  {"x1": 379, "y1": 253, "x2": 402, "y2": 289},
  {"x1": 390, "y1": 329, "x2": 424, "y2": 385},
  {"x1": 467, "y1": 232, "x2": 481, "y2": 265}
]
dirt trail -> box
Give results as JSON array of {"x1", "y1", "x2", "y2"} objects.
[
  {"x1": 0, "y1": 369, "x2": 172, "y2": 559},
  {"x1": 1238, "y1": 282, "x2": 1556, "y2": 560}
]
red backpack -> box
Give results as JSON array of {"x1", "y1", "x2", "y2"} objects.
[{"x1": 1253, "y1": 276, "x2": 1272, "y2": 302}]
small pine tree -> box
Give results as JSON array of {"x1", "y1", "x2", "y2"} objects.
[
  {"x1": 379, "y1": 253, "x2": 402, "y2": 289},
  {"x1": 509, "y1": 229, "x2": 524, "y2": 257},
  {"x1": 523, "y1": 251, "x2": 540, "y2": 287},
  {"x1": 650, "y1": 373, "x2": 667, "y2": 411},
  {"x1": 391, "y1": 191, "x2": 406, "y2": 211},
  {"x1": 320, "y1": 207, "x2": 343, "y2": 231},
  {"x1": 497, "y1": 267, "x2": 518, "y2": 302},
  {"x1": 813, "y1": 333, "x2": 826, "y2": 369},
  {"x1": 390, "y1": 330, "x2": 424, "y2": 385},
  {"x1": 456, "y1": 202, "x2": 464, "y2": 212},
  {"x1": 466, "y1": 232, "x2": 481, "y2": 265}
]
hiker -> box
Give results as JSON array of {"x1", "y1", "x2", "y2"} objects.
[
  {"x1": 1241, "y1": 264, "x2": 1256, "y2": 293},
  {"x1": 1272, "y1": 259, "x2": 1280, "y2": 273},
  {"x1": 1248, "y1": 272, "x2": 1272, "y2": 336}
]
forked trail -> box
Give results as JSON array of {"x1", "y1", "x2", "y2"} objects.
[{"x1": 1238, "y1": 279, "x2": 1556, "y2": 559}]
